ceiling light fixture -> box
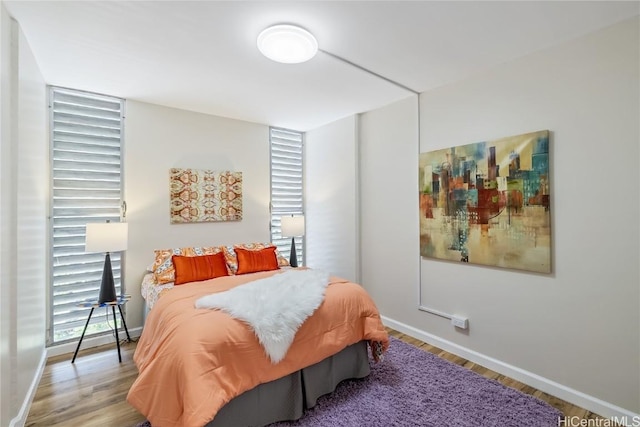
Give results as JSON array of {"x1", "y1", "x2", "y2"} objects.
[{"x1": 257, "y1": 24, "x2": 318, "y2": 64}]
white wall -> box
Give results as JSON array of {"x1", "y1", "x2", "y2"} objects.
[
  {"x1": 360, "y1": 17, "x2": 639, "y2": 417},
  {"x1": 0, "y1": 6, "x2": 47, "y2": 426},
  {"x1": 124, "y1": 100, "x2": 271, "y2": 328},
  {"x1": 359, "y1": 95, "x2": 419, "y2": 311},
  {"x1": 305, "y1": 115, "x2": 359, "y2": 281},
  {"x1": 15, "y1": 22, "x2": 47, "y2": 424},
  {"x1": 0, "y1": 8, "x2": 17, "y2": 426}
]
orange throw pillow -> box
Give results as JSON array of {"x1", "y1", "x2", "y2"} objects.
[
  {"x1": 234, "y1": 247, "x2": 279, "y2": 275},
  {"x1": 172, "y1": 252, "x2": 229, "y2": 285}
]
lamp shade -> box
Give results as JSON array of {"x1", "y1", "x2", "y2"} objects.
[
  {"x1": 85, "y1": 222, "x2": 128, "y2": 253},
  {"x1": 281, "y1": 215, "x2": 305, "y2": 238}
]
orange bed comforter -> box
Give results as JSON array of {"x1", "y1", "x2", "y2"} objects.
[{"x1": 127, "y1": 269, "x2": 389, "y2": 427}]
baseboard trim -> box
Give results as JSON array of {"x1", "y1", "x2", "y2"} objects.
[
  {"x1": 9, "y1": 348, "x2": 47, "y2": 427},
  {"x1": 46, "y1": 326, "x2": 143, "y2": 359},
  {"x1": 382, "y1": 316, "x2": 639, "y2": 425}
]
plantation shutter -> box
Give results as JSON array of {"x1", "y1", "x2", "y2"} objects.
[
  {"x1": 270, "y1": 127, "x2": 304, "y2": 264},
  {"x1": 50, "y1": 87, "x2": 125, "y2": 344}
]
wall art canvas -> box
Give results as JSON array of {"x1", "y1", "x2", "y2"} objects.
[
  {"x1": 419, "y1": 130, "x2": 551, "y2": 273},
  {"x1": 170, "y1": 168, "x2": 242, "y2": 224}
]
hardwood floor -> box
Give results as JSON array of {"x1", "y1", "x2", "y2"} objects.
[
  {"x1": 26, "y1": 329, "x2": 607, "y2": 426},
  {"x1": 26, "y1": 340, "x2": 145, "y2": 427}
]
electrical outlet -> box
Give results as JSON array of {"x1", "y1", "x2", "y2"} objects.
[{"x1": 451, "y1": 316, "x2": 468, "y2": 329}]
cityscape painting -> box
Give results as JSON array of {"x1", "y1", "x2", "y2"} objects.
[{"x1": 419, "y1": 130, "x2": 551, "y2": 273}]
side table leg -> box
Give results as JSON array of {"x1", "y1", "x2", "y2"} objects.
[
  {"x1": 112, "y1": 306, "x2": 121, "y2": 363},
  {"x1": 72, "y1": 307, "x2": 94, "y2": 363},
  {"x1": 117, "y1": 305, "x2": 131, "y2": 342}
]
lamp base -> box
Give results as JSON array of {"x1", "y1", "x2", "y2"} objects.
[
  {"x1": 98, "y1": 252, "x2": 117, "y2": 304},
  {"x1": 289, "y1": 237, "x2": 298, "y2": 268}
]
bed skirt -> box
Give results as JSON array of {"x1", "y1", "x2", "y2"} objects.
[{"x1": 206, "y1": 341, "x2": 370, "y2": 427}]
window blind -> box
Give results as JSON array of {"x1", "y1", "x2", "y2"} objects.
[
  {"x1": 49, "y1": 87, "x2": 124, "y2": 344},
  {"x1": 270, "y1": 127, "x2": 304, "y2": 264}
]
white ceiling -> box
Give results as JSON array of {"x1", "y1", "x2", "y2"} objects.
[{"x1": 5, "y1": 1, "x2": 639, "y2": 131}]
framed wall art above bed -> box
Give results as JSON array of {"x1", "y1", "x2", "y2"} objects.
[{"x1": 169, "y1": 168, "x2": 243, "y2": 224}]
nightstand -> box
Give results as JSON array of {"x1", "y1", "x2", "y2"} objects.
[{"x1": 71, "y1": 294, "x2": 132, "y2": 363}]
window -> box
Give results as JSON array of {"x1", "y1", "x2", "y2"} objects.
[
  {"x1": 49, "y1": 87, "x2": 125, "y2": 344},
  {"x1": 269, "y1": 127, "x2": 304, "y2": 264}
]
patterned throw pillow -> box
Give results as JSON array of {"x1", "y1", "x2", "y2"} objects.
[
  {"x1": 153, "y1": 246, "x2": 225, "y2": 284},
  {"x1": 222, "y1": 243, "x2": 289, "y2": 274},
  {"x1": 140, "y1": 273, "x2": 174, "y2": 310}
]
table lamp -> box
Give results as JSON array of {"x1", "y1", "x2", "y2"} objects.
[
  {"x1": 85, "y1": 221, "x2": 128, "y2": 303},
  {"x1": 281, "y1": 215, "x2": 305, "y2": 268}
]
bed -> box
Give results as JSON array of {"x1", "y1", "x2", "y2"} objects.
[{"x1": 127, "y1": 244, "x2": 389, "y2": 427}]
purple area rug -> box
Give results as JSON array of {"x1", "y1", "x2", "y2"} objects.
[{"x1": 135, "y1": 337, "x2": 562, "y2": 427}]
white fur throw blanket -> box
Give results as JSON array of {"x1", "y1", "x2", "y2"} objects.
[{"x1": 195, "y1": 269, "x2": 330, "y2": 363}]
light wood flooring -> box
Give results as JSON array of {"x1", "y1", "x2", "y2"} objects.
[{"x1": 25, "y1": 328, "x2": 607, "y2": 427}]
